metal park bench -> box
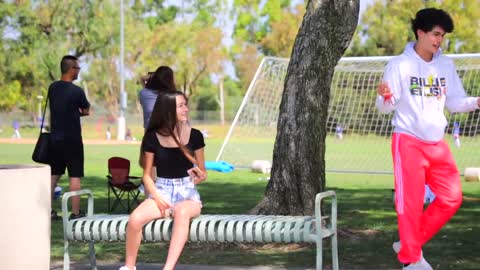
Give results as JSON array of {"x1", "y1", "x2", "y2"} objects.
[{"x1": 61, "y1": 189, "x2": 338, "y2": 270}]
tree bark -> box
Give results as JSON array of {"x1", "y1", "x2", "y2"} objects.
[{"x1": 251, "y1": 0, "x2": 359, "y2": 215}]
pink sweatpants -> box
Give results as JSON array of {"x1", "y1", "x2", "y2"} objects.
[{"x1": 391, "y1": 133, "x2": 462, "y2": 263}]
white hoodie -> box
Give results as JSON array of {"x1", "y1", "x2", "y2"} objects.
[{"x1": 376, "y1": 42, "x2": 478, "y2": 143}]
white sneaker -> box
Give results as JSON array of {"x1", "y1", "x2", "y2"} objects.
[
  {"x1": 402, "y1": 257, "x2": 433, "y2": 270},
  {"x1": 393, "y1": 241, "x2": 401, "y2": 253},
  {"x1": 119, "y1": 267, "x2": 136, "y2": 270},
  {"x1": 393, "y1": 241, "x2": 432, "y2": 270},
  {"x1": 393, "y1": 241, "x2": 422, "y2": 256}
]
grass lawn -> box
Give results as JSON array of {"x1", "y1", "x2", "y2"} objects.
[{"x1": 0, "y1": 141, "x2": 479, "y2": 269}]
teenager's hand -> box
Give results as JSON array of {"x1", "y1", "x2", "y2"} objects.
[
  {"x1": 378, "y1": 81, "x2": 396, "y2": 105},
  {"x1": 188, "y1": 166, "x2": 207, "y2": 184},
  {"x1": 377, "y1": 81, "x2": 392, "y2": 98}
]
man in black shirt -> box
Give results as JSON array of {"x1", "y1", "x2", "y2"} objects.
[{"x1": 48, "y1": 55, "x2": 90, "y2": 220}]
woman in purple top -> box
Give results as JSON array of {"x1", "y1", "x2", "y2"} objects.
[{"x1": 138, "y1": 66, "x2": 176, "y2": 129}]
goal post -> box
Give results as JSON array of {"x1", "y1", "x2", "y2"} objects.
[{"x1": 216, "y1": 54, "x2": 480, "y2": 174}]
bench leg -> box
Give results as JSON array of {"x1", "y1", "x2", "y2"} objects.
[
  {"x1": 63, "y1": 239, "x2": 70, "y2": 270},
  {"x1": 331, "y1": 233, "x2": 339, "y2": 270},
  {"x1": 89, "y1": 241, "x2": 98, "y2": 270},
  {"x1": 316, "y1": 238, "x2": 323, "y2": 270},
  {"x1": 315, "y1": 191, "x2": 339, "y2": 270}
]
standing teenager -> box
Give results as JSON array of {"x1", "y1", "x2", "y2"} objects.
[{"x1": 376, "y1": 8, "x2": 480, "y2": 270}]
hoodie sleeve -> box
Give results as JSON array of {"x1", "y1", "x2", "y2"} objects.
[
  {"x1": 445, "y1": 64, "x2": 479, "y2": 113},
  {"x1": 376, "y1": 60, "x2": 402, "y2": 114}
]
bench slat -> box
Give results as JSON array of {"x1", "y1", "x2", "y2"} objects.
[
  {"x1": 232, "y1": 215, "x2": 255, "y2": 242},
  {"x1": 119, "y1": 219, "x2": 129, "y2": 241},
  {"x1": 206, "y1": 215, "x2": 226, "y2": 241}
]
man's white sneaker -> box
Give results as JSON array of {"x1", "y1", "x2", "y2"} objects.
[
  {"x1": 393, "y1": 241, "x2": 432, "y2": 270},
  {"x1": 393, "y1": 241, "x2": 401, "y2": 253},
  {"x1": 402, "y1": 257, "x2": 433, "y2": 270},
  {"x1": 119, "y1": 267, "x2": 136, "y2": 270},
  {"x1": 393, "y1": 241, "x2": 425, "y2": 256}
]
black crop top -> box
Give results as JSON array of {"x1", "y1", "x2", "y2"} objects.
[{"x1": 141, "y1": 128, "x2": 205, "y2": 178}]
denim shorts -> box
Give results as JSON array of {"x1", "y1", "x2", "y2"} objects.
[{"x1": 151, "y1": 176, "x2": 202, "y2": 207}]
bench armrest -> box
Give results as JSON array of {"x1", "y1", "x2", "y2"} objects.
[
  {"x1": 61, "y1": 189, "x2": 95, "y2": 223},
  {"x1": 314, "y1": 190, "x2": 337, "y2": 236}
]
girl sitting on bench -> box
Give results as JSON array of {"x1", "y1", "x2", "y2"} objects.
[{"x1": 120, "y1": 91, "x2": 207, "y2": 270}]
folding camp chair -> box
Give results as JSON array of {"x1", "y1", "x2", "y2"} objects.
[{"x1": 107, "y1": 157, "x2": 142, "y2": 213}]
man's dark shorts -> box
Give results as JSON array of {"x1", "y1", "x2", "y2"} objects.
[{"x1": 49, "y1": 140, "x2": 84, "y2": 177}]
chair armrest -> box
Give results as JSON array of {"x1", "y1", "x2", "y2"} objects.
[{"x1": 128, "y1": 176, "x2": 143, "y2": 186}]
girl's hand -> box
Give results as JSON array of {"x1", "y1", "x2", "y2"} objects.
[
  {"x1": 152, "y1": 193, "x2": 172, "y2": 211},
  {"x1": 188, "y1": 166, "x2": 207, "y2": 184}
]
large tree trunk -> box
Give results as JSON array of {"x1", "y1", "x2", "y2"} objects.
[{"x1": 252, "y1": 0, "x2": 359, "y2": 215}]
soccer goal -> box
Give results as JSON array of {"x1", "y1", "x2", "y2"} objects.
[{"x1": 216, "y1": 54, "x2": 480, "y2": 174}]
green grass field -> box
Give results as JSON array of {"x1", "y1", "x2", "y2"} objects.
[
  {"x1": 4, "y1": 122, "x2": 480, "y2": 173},
  {"x1": 0, "y1": 138, "x2": 479, "y2": 269}
]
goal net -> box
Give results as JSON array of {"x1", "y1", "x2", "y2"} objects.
[{"x1": 216, "y1": 54, "x2": 480, "y2": 174}]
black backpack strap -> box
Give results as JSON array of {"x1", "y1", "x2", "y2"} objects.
[{"x1": 38, "y1": 92, "x2": 49, "y2": 134}]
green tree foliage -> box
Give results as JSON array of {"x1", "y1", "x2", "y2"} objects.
[
  {"x1": 233, "y1": 43, "x2": 260, "y2": 91},
  {"x1": 231, "y1": 0, "x2": 270, "y2": 91},
  {"x1": 443, "y1": 0, "x2": 480, "y2": 53},
  {"x1": 0, "y1": 0, "x2": 228, "y2": 118},
  {"x1": 346, "y1": 0, "x2": 480, "y2": 56},
  {"x1": 0, "y1": 1, "x2": 120, "y2": 116},
  {"x1": 192, "y1": 78, "x2": 219, "y2": 111},
  {"x1": 127, "y1": 0, "x2": 227, "y2": 102},
  {"x1": 135, "y1": 21, "x2": 226, "y2": 97},
  {"x1": 221, "y1": 76, "x2": 243, "y2": 116},
  {"x1": 232, "y1": 0, "x2": 304, "y2": 91},
  {"x1": 261, "y1": 3, "x2": 305, "y2": 57},
  {"x1": 132, "y1": 0, "x2": 178, "y2": 28},
  {"x1": 187, "y1": 0, "x2": 220, "y2": 26},
  {"x1": 0, "y1": 2, "x2": 46, "y2": 113},
  {"x1": 0, "y1": 81, "x2": 23, "y2": 111},
  {"x1": 81, "y1": 6, "x2": 149, "y2": 119},
  {"x1": 232, "y1": 0, "x2": 264, "y2": 46}
]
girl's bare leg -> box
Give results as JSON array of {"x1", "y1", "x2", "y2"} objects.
[
  {"x1": 162, "y1": 200, "x2": 201, "y2": 270},
  {"x1": 125, "y1": 199, "x2": 164, "y2": 269}
]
